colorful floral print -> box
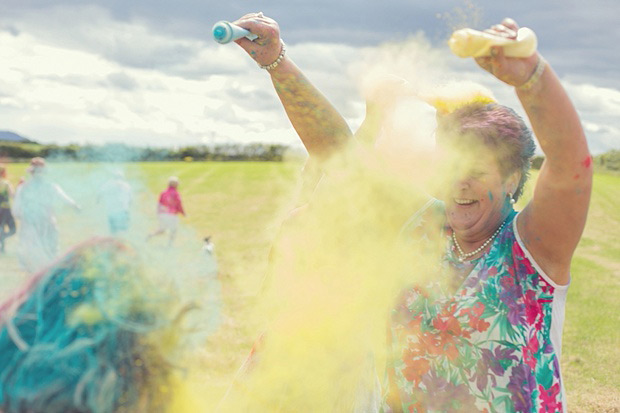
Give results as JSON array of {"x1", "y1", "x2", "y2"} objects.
[{"x1": 385, "y1": 209, "x2": 566, "y2": 412}]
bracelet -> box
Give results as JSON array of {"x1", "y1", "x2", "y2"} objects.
[
  {"x1": 259, "y1": 41, "x2": 286, "y2": 71},
  {"x1": 516, "y1": 56, "x2": 547, "y2": 91}
]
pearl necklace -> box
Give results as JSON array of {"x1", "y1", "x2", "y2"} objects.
[{"x1": 452, "y1": 220, "x2": 507, "y2": 262}]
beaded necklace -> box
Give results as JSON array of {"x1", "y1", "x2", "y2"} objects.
[{"x1": 451, "y1": 218, "x2": 507, "y2": 262}]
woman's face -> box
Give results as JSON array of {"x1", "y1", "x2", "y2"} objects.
[{"x1": 435, "y1": 144, "x2": 518, "y2": 237}]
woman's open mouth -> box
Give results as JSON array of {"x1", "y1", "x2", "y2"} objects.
[{"x1": 454, "y1": 198, "x2": 477, "y2": 206}]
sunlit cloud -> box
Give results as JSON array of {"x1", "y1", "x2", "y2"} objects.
[{"x1": 0, "y1": 4, "x2": 618, "y2": 153}]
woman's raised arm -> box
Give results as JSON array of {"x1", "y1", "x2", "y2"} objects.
[{"x1": 476, "y1": 19, "x2": 592, "y2": 284}]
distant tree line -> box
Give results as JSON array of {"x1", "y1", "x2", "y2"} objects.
[
  {"x1": 3, "y1": 141, "x2": 619, "y2": 172},
  {"x1": 0, "y1": 142, "x2": 289, "y2": 162},
  {"x1": 594, "y1": 150, "x2": 620, "y2": 172},
  {"x1": 531, "y1": 150, "x2": 620, "y2": 173}
]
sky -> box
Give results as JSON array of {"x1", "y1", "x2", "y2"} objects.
[{"x1": 0, "y1": 0, "x2": 618, "y2": 154}]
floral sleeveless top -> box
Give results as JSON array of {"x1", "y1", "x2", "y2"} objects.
[{"x1": 385, "y1": 205, "x2": 568, "y2": 412}]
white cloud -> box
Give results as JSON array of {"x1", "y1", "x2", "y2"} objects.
[
  {"x1": 0, "y1": 26, "x2": 292, "y2": 146},
  {"x1": 566, "y1": 83, "x2": 620, "y2": 115},
  {"x1": 0, "y1": 6, "x2": 618, "y2": 155},
  {"x1": 564, "y1": 82, "x2": 620, "y2": 153}
]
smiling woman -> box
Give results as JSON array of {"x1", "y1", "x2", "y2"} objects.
[
  {"x1": 387, "y1": 100, "x2": 566, "y2": 411},
  {"x1": 435, "y1": 103, "x2": 535, "y2": 249},
  {"x1": 229, "y1": 11, "x2": 592, "y2": 413}
]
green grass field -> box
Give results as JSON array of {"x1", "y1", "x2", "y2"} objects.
[{"x1": 0, "y1": 161, "x2": 618, "y2": 411}]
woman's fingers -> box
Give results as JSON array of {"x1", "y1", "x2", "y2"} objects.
[
  {"x1": 501, "y1": 18, "x2": 519, "y2": 32},
  {"x1": 232, "y1": 13, "x2": 282, "y2": 66},
  {"x1": 474, "y1": 45, "x2": 506, "y2": 76},
  {"x1": 484, "y1": 24, "x2": 517, "y2": 40},
  {"x1": 475, "y1": 18, "x2": 520, "y2": 73},
  {"x1": 475, "y1": 56, "x2": 490, "y2": 72}
]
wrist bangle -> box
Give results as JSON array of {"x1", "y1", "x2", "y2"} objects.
[
  {"x1": 259, "y1": 41, "x2": 286, "y2": 71},
  {"x1": 517, "y1": 56, "x2": 547, "y2": 91}
]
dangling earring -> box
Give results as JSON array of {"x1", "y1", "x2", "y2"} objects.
[{"x1": 507, "y1": 192, "x2": 516, "y2": 205}]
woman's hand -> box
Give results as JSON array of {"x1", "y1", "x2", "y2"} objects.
[
  {"x1": 355, "y1": 75, "x2": 415, "y2": 146},
  {"x1": 363, "y1": 75, "x2": 415, "y2": 120},
  {"x1": 233, "y1": 12, "x2": 283, "y2": 67},
  {"x1": 230, "y1": 12, "x2": 352, "y2": 161},
  {"x1": 474, "y1": 18, "x2": 540, "y2": 88}
]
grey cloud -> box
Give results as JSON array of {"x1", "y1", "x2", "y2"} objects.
[
  {"x1": 204, "y1": 103, "x2": 240, "y2": 125},
  {"x1": 0, "y1": 2, "x2": 553, "y2": 47},
  {"x1": 3, "y1": 4, "x2": 259, "y2": 79},
  {"x1": 103, "y1": 41, "x2": 197, "y2": 71},
  {"x1": 542, "y1": 48, "x2": 620, "y2": 89},
  {"x1": 164, "y1": 54, "x2": 255, "y2": 80},
  {"x1": 0, "y1": 101, "x2": 22, "y2": 111},
  {"x1": 106, "y1": 72, "x2": 138, "y2": 90},
  {"x1": 2, "y1": 5, "x2": 204, "y2": 73},
  {"x1": 4, "y1": 0, "x2": 618, "y2": 49},
  {"x1": 568, "y1": 85, "x2": 620, "y2": 115},
  {"x1": 2, "y1": 0, "x2": 619, "y2": 151},
  {"x1": 87, "y1": 102, "x2": 115, "y2": 120},
  {"x1": 202, "y1": 101, "x2": 285, "y2": 134},
  {"x1": 4, "y1": 1, "x2": 619, "y2": 87},
  {"x1": 221, "y1": 87, "x2": 282, "y2": 112},
  {"x1": 0, "y1": 81, "x2": 18, "y2": 98},
  {"x1": 583, "y1": 123, "x2": 620, "y2": 154},
  {"x1": 1, "y1": 24, "x2": 20, "y2": 36},
  {"x1": 35, "y1": 74, "x2": 100, "y2": 88}
]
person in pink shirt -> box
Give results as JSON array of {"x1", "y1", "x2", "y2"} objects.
[{"x1": 148, "y1": 176, "x2": 186, "y2": 246}]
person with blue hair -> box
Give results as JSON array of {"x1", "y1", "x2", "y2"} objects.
[{"x1": 0, "y1": 238, "x2": 193, "y2": 413}]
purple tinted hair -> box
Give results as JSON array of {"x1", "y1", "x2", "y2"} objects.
[{"x1": 436, "y1": 103, "x2": 536, "y2": 201}]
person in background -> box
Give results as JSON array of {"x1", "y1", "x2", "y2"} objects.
[
  {"x1": 147, "y1": 176, "x2": 186, "y2": 247},
  {"x1": 201, "y1": 236, "x2": 218, "y2": 277},
  {"x1": 0, "y1": 165, "x2": 16, "y2": 253},
  {"x1": 0, "y1": 238, "x2": 197, "y2": 413},
  {"x1": 98, "y1": 169, "x2": 133, "y2": 235},
  {"x1": 11, "y1": 157, "x2": 81, "y2": 273}
]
